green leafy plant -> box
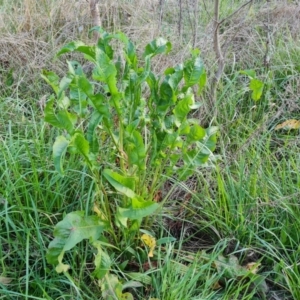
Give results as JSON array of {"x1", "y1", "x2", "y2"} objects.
[
  {"x1": 42, "y1": 27, "x2": 217, "y2": 292},
  {"x1": 240, "y1": 69, "x2": 265, "y2": 102}
]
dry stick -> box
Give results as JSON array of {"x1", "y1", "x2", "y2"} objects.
[
  {"x1": 201, "y1": 0, "x2": 212, "y2": 20},
  {"x1": 192, "y1": 0, "x2": 199, "y2": 48},
  {"x1": 89, "y1": 0, "x2": 102, "y2": 41},
  {"x1": 178, "y1": 0, "x2": 183, "y2": 42},
  {"x1": 185, "y1": 0, "x2": 198, "y2": 47},
  {"x1": 210, "y1": 0, "x2": 223, "y2": 107},
  {"x1": 210, "y1": 0, "x2": 253, "y2": 107},
  {"x1": 158, "y1": 0, "x2": 165, "y2": 33},
  {"x1": 263, "y1": 0, "x2": 271, "y2": 69}
]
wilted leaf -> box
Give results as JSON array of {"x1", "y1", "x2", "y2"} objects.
[
  {"x1": 141, "y1": 233, "x2": 156, "y2": 258},
  {"x1": 93, "y1": 202, "x2": 106, "y2": 219},
  {"x1": 212, "y1": 281, "x2": 222, "y2": 290},
  {"x1": 100, "y1": 273, "x2": 134, "y2": 300},
  {"x1": 244, "y1": 262, "x2": 261, "y2": 274},
  {"x1": 213, "y1": 255, "x2": 244, "y2": 278},
  {"x1": 55, "y1": 253, "x2": 70, "y2": 273},
  {"x1": 0, "y1": 276, "x2": 12, "y2": 285},
  {"x1": 275, "y1": 119, "x2": 300, "y2": 130}
]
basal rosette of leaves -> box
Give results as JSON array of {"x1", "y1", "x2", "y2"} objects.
[{"x1": 42, "y1": 27, "x2": 217, "y2": 294}]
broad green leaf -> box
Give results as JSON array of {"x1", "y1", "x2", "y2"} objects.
[
  {"x1": 161, "y1": 132, "x2": 181, "y2": 151},
  {"x1": 71, "y1": 132, "x2": 91, "y2": 165},
  {"x1": 173, "y1": 95, "x2": 193, "y2": 126},
  {"x1": 144, "y1": 38, "x2": 171, "y2": 57},
  {"x1": 56, "y1": 110, "x2": 77, "y2": 134},
  {"x1": 240, "y1": 69, "x2": 256, "y2": 79},
  {"x1": 77, "y1": 75, "x2": 94, "y2": 98},
  {"x1": 183, "y1": 148, "x2": 209, "y2": 166},
  {"x1": 249, "y1": 78, "x2": 264, "y2": 101},
  {"x1": 56, "y1": 41, "x2": 86, "y2": 57},
  {"x1": 118, "y1": 198, "x2": 159, "y2": 220},
  {"x1": 103, "y1": 169, "x2": 136, "y2": 199},
  {"x1": 87, "y1": 112, "x2": 102, "y2": 153},
  {"x1": 183, "y1": 57, "x2": 205, "y2": 88},
  {"x1": 204, "y1": 126, "x2": 218, "y2": 152},
  {"x1": 89, "y1": 94, "x2": 111, "y2": 119},
  {"x1": 47, "y1": 211, "x2": 109, "y2": 267},
  {"x1": 41, "y1": 70, "x2": 60, "y2": 95},
  {"x1": 125, "y1": 40, "x2": 137, "y2": 67},
  {"x1": 125, "y1": 129, "x2": 146, "y2": 170},
  {"x1": 187, "y1": 124, "x2": 206, "y2": 142},
  {"x1": 53, "y1": 135, "x2": 69, "y2": 175},
  {"x1": 168, "y1": 64, "x2": 184, "y2": 89},
  {"x1": 44, "y1": 96, "x2": 76, "y2": 131},
  {"x1": 76, "y1": 45, "x2": 96, "y2": 61},
  {"x1": 137, "y1": 56, "x2": 151, "y2": 84},
  {"x1": 198, "y1": 69, "x2": 207, "y2": 94},
  {"x1": 69, "y1": 76, "x2": 88, "y2": 117},
  {"x1": 67, "y1": 61, "x2": 84, "y2": 76},
  {"x1": 93, "y1": 48, "x2": 117, "y2": 91},
  {"x1": 44, "y1": 97, "x2": 62, "y2": 128},
  {"x1": 57, "y1": 76, "x2": 72, "y2": 104},
  {"x1": 178, "y1": 121, "x2": 190, "y2": 135},
  {"x1": 160, "y1": 78, "x2": 174, "y2": 103},
  {"x1": 92, "y1": 241, "x2": 111, "y2": 279},
  {"x1": 116, "y1": 209, "x2": 128, "y2": 228},
  {"x1": 90, "y1": 26, "x2": 107, "y2": 38}
]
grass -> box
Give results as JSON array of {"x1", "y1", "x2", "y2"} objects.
[{"x1": 1, "y1": 0, "x2": 300, "y2": 299}]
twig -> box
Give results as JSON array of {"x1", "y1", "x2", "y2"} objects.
[
  {"x1": 219, "y1": 0, "x2": 253, "y2": 26},
  {"x1": 192, "y1": 0, "x2": 199, "y2": 48},
  {"x1": 158, "y1": 0, "x2": 165, "y2": 32},
  {"x1": 210, "y1": 0, "x2": 224, "y2": 105},
  {"x1": 211, "y1": 0, "x2": 253, "y2": 106},
  {"x1": 178, "y1": 0, "x2": 183, "y2": 41},
  {"x1": 89, "y1": 0, "x2": 101, "y2": 41}
]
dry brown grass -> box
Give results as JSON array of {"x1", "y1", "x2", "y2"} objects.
[{"x1": 0, "y1": 0, "x2": 300, "y2": 107}]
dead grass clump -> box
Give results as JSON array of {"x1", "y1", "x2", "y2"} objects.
[{"x1": 258, "y1": 2, "x2": 300, "y2": 40}]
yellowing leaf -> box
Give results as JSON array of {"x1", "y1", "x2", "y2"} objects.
[
  {"x1": 212, "y1": 281, "x2": 222, "y2": 290},
  {"x1": 244, "y1": 262, "x2": 261, "y2": 274},
  {"x1": 56, "y1": 252, "x2": 70, "y2": 273},
  {"x1": 141, "y1": 234, "x2": 156, "y2": 258},
  {"x1": 56, "y1": 262, "x2": 70, "y2": 273},
  {"x1": 0, "y1": 276, "x2": 12, "y2": 285},
  {"x1": 275, "y1": 119, "x2": 300, "y2": 130},
  {"x1": 93, "y1": 202, "x2": 106, "y2": 219}
]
